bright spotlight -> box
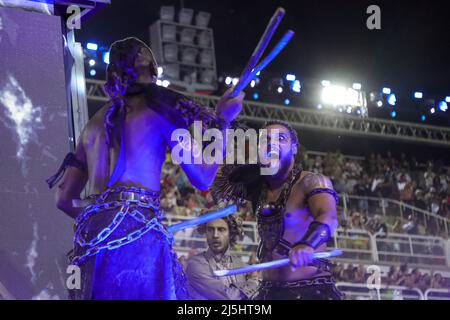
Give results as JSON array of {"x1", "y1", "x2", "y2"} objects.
[
  {"x1": 446, "y1": 96, "x2": 450, "y2": 103},
  {"x1": 284, "y1": 98, "x2": 290, "y2": 105},
  {"x1": 346, "y1": 106, "x2": 352, "y2": 113},
  {"x1": 157, "y1": 66, "x2": 163, "y2": 77},
  {"x1": 89, "y1": 69, "x2": 96, "y2": 76},
  {"x1": 387, "y1": 93, "x2": 396, "y2": 106},
  {"x1": 277, "y1": 86, "x2": 283, "y2": 93},
  {"x1": 321, "y1": 80, "x2": 331, "y2": 87},
  {"x1": 286, "y1": 74, "x2": 296, "y2": 81},
  {"x1": 292, "y1": 80, "x2": 301, "y2": 93},
  {"x1": 88, "y1": 59, "x2": 96, "y2": 67},
  {"x1": 421, "y1": 115, "x2": 426, "y2": 121},
  {"x1": 391, "y1": 111, "x2": 397, "y2": 118},
  {"x1": 430, "y1": 107, "x2": 436, "y2": 114},
  {"x1": 321, "y1": 85, "x2": 359, "y2": 106},
  {"x1": 103, "y1": 52, "x2": 110, "y2": 64},
  {"x1": 225, "y1": 77, "x2": 232, "y2": 85},
  {"x1": 86, "y1": 42, "x2": 98, "y2": 51},
  {"x1": 382, "y1": 87, "x2": 391, "y2": 95},
  {"x1": 352, "y1": 83, "x2": 362, "y2": 90},
  {"x1": 232, "y1": 78, "x2": 239, "y2": 86},
  {"x1": 414, "y1": 91, "x2": 423, "y2": 99},
  {"x1": 377, "y1": 101, "x2": 383, "y2": 107},
  {"x1": 438, "y1": 101, "x2": 448, "y2": 112},
  {"x1": 162, "y1": 80, "x2": 170, "y2": 87},
  {"x1": 253, "y1": 92, "x2": 259, "y2": 100},
  {"x1": 250, "y1": 80, "x2": 256, "y2": 88}
]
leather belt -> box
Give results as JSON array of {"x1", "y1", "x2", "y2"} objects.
[{"x1": 73, "y1": 190, "x2": 160, "y2": 208}]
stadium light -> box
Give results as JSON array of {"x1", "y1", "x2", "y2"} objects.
[
  {"x1": 160, "y1": 6, "x2": 175, "y2": 21},
  {"x1": 430, "y1": 107, "x2": 436, "y2": 114},
  {"x1": 88, "y1": 59, "x2": 96, "y2": 67},
  {"x1": 162, "y1": 80, "x2": 171, "y2": 87},
  {"x1": 352, "y1": 83, "x2": 362, "y2": 90},
  {"x1": 103, "y1": 52, "x2": 110, "y2": 64},
  {"x1": 382, "y1": 87, "x2": 391, "y2": 95},
  {"x1": 321, "y1": 85, "x2": 360, "y2": 106},
  {"x1": 89, "y1": 69, "x2": 96, "y2": 76},
  {"x1": 277, "y1": 86, "x2": 283, "y2": 93},
  {"x1": 292, "y1": 80, "x2": 301, "y2": 93},
  {"x1": 181, "y1": 47, "x2": 198, "y2": 64},
  {"x1": 180, "y1": 28, "x2": 196, "y2": 44},
  {"x1": 250, "y1": 80, "x2": 256, "y2": 88},
  {"x1": 195, "y1": 11, "x2": 211, "y2": 27},
  {"x1": 225, "y1": 76, "x2": 232, "y2": 85},
  {"x1": 86, "y1": 42, "x2": 98, "y2": 51},
  {"x1": 286, "y1": 74, "x2": 296, "y2": 81},
  {"x1": 387, "y1": 93, "x2": 396, "y2": 106},
  {"x1": 414, "y1": 91, "x2": 423, "y2": 99},
  {"x1": 179, "y1": 8, "x2": 194, "y2": 25},
  {"x1": 438, "y1": 101, "x2": 448, "y2": 112},
  {"x1": 377, "y1": 101, "x2": 383, "y2": 107},
  {"x1": 232, "y1": 78, "x2": 239, "y2": 86},
  {"x1": 446, "y1": 96, "x2": 450, "y2": 103}
]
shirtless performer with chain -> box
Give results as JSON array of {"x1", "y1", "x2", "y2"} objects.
[
  {"x1": 212, "y1": 120, "x2": 343, "y2": 300},
  {"x1": 46, "y1": 37, "x2": 244, "y2": 299}
]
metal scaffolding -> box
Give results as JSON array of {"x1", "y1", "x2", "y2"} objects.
[{"x1": 85, "y1": 79, "x2": 450, "y2": 147}]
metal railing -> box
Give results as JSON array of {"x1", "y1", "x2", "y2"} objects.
[
  {"x1": 165, "y1": 212, "x2": 450, "y2": 268},
  {"x1": 336, "y1": 282, "x2": 426, "y2": 300},
  {"x1": 340, "y1": 194, "x2": 450, "y2": 235},
  {"x1": 85, "y1": 78, "x2": 450, "y2": 146}
]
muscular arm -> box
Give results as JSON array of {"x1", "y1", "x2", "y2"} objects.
[
  {"x1": 300, "y1": 173, "x2": 339, "y2": 234},
  {"x1": 289, "y1": 173, "x2": 339, "y2": 268},
  {"x1": 161, "y1": 91, "x2": 244, "y2": 191},
  {"x1": 162, "y1": 118, "x2": 222, "y2": 191},
  {"x1": 55, "y1": 135, "x2": 89, "y2": 219}
]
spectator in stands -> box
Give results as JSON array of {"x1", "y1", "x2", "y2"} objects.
[
  {"x1": 402, "y1": 215, "x2": 419, "y2": 235},
  {"x1": 186, "y1": 213, "x2": 256, "y2": 300},
  {"x1": 431, "y1": 273, "x2": 444, "y2": 289}
]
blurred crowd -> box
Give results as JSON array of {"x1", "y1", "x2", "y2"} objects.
[
  {"x1": 159, "y1": 150, "x2": 450, "y2": 238},
  {"x1": 332, "y1": 262, "x2": 449, "y2": 292},
  {"x1": 302, "y1": 151, "x2": 450, "y2": 238},
  {"x1": 303, "y1": 151, "x2": 450, "y2": 218}
]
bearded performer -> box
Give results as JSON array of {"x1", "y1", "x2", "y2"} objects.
[
  {"x1": 46, "y1": 37, "x2": 244, "y2": 300},
  {"x1": 212, "y1": 120, "x2": 343, "y2": 300}
]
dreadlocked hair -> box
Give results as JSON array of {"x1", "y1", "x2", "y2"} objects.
[
  {"x1": 103, "y1": 37, "x2": 158, "y2": 147},
  {"x1": 196, "y1": 207, "x2": 243, "y2": 247}
]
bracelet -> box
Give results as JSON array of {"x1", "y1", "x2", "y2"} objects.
[{"x1": 292, "y1": 221, "x2": 331, "y2": 250}]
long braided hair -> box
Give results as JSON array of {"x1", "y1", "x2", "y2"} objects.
[{"x1": 103, "y1": 37, "x2": 158, "y2": 147}]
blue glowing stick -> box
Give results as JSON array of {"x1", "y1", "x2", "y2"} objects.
[
  {"x1": 213, "y1": 249, "x2": 343, "y2": 277},
  {"x1": 232, "y1": 29, "x2": 295, "y2": 98},
  {"x1": 230, "y1": 7, "x2": 286, "y2": 98},
  {"x1": 247, "y1": 30, "x2": 294, "y2": 83},
  {"x1": 168, "y1": 205, "x2": 237, "y2": 233}
]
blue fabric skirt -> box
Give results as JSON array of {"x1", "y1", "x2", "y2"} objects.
[{"x1": 70, "y1": 191, "x2": 189, "y2": 300}]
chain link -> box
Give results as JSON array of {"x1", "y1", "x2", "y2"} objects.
[{"x1": 72, "y1": 207, "x2": 172, "y2": 266}]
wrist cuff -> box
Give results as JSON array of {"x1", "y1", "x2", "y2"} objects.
[{"x1": 293, "y1": 221, "x2": 331, "y2": 250}]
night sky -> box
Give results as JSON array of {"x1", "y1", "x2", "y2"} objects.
[{"x1": 77, "y1": 0, "x2": 450, "y2": 98}]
